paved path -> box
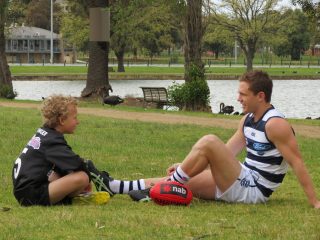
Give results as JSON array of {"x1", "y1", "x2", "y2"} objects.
[{"x1": 1, "y1": 101, "x2": 319, "y2": 139}]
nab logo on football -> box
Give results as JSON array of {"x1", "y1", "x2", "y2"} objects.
[
  {"x1": 160, "y1": 183, "x2": 188, "y2": 198},
  {"x1": 150, "y1": 181, "x2": 193, "y2": 205}
]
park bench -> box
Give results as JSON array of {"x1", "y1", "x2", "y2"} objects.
[{"x1": 140, "y1": 87, "x2": 171, "y2": 109}]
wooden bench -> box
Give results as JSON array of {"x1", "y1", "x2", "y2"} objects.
[{"x1": 140, "y1": 87, "x2": 170, "y2": 109}]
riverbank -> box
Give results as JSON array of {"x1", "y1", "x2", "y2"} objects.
[
  {"x1": 10, "y1": 65, "x2": 320, "y2": 80},
  {"x1": 12, "y1": 73, "x2": 320, "y2": 81}
]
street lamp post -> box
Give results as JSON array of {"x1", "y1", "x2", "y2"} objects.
[{"x1": 50, "y1": 0, "x2": 53, "y2": 64}]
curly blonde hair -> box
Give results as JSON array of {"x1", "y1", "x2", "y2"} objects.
[{"x1": 41, "y1": 95, "x2": 78, "y2": 128}]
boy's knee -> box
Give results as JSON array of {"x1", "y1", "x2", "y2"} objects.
[{"x1": 73, "y1": 171, "x2": 90, "y2": 187}]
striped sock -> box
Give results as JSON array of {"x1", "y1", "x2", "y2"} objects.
[
  {"x1": 109, "y1": 179, "x2": 145, "y2": 194},
  {"x1": 170, "y1": 166, "x2": 190, "y2": 184}
]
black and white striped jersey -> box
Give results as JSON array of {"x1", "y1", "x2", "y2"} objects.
[{"x1": 243, "y1": 106, "x2": 289, "y2": 197}]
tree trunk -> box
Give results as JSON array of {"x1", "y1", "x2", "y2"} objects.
[
  {"x1": 291, "y1": 47, "x2": 301, "y2": 61},
  {"x1": 246, "y1": 41, "x2": 256, "y2": 71},
  {"x1": 0, "y1": 1, "x2": 13, "y2": 98},
  {"x1": 183, "y1": 0, "x2": 210, "y2": 112},
  {"x1": 82, "y1": 0, "x2": 111, "y2": 99},
  {"x1": 184, "y1": 0, "x2": 204, "y2": 83},
  {"x1": 115, "y1": 46, "x2": 125, "y2": 72},
  {"x1": 245, "y1": 52, "x2": 254, "y2": 72},
  {"x1": 215, "y1": 51, "x2": 219, "y2": 59},
  {"x1": 133, "y1": 48, "x2": 137, "y2": 60},
  {"x1": 238, "y1": 38, "x2": 255, "y2": 72}
]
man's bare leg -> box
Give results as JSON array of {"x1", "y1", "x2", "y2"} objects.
[
  {"x1": 136, "y1": 134, "x2": 241, "y2": 200},
  {"x1": 186, "y1": 169, "x2": 216, "y2": 200},
  {"x1": 177, "y1": 134, "x2": 241, "y2": 193}
]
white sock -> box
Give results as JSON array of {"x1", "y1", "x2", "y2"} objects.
[
  {"x1": 109, "y1": 179, "x2": 145, "y2": 194},
  {"x1": 170, "y1": 166, "x2": 190, "y2": 184}
]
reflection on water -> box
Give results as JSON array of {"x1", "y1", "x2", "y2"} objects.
[{"x1": 12, "y1": 79, "x2": 320, "y2": 119}]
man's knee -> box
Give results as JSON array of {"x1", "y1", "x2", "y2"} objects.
[
  {"x1": 197, "y1": 134, "x2": 222, "y2": 148},
  {"x1": 190, "y1": 134, "x2": 222, "y2": 157}
]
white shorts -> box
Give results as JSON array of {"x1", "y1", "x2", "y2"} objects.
[{"x1": 215, "y1": 164, "x2": 269, "y2": 204}]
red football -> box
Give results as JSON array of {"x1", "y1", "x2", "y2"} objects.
[{"x1": 150, "y1": 181, "x2": 193, "y2": 206}]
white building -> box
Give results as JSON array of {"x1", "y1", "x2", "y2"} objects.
[{"x1": 5, "y1": 26, "x2": 76, "y2": 64}]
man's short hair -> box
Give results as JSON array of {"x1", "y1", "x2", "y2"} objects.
[
  {"x1": 41, "y1": 95, "x2": 78, "y2": 128},
  {"x1": 239, "y1": 70, "x2": 273, "y2": 102}
]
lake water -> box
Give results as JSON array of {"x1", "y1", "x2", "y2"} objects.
[{"x1": 12, "y1": 79, "x2": 320, "y2": 119}]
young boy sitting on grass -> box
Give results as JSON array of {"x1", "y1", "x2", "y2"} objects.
[{"x1": 12, "y1": 95, "x2": 147, "y2": 206}]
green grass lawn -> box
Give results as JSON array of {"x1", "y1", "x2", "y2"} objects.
[
  {"x1": 1, "y1": 106, "x2": 320, "y2": 239},
  {"x1": 9, "y1": 65, "x2": 320, "y2": 78}
]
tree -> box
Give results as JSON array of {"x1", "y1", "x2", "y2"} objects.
[
  {"x1": 134, "y1": 1, "x2": 181, "y2": 59},
  {"x1": 272, "y1": 9, "x2": 310, "y2": 60},
  {"x1": 25, "y1": 0, "x2": 62, "y2": 32},
  {"x1": 60, "y1": 6, "x2": 89, "y2": 52},
  {"x1": 110, "y1": 0, "x2": 182, "y2": 72},
  {"x1": 293, "y1": 0, "x2": 320, "y2": 50},
  {"x1": 81, "y1": 0, "x2": 111, "y2": 99},
  {"x1": 0, "y1": 0, "x2": 14, "y2": 99},
  {"x1": 6, "y1": 0, "x2": 29, "y2": 25},
  {"x1": 60, "y1": 14, "x2": 89, "y2": 52},
  {"x1": 203, "y1": 23, "x2": 234, "y2": 59},
  {"x1": 165, "y1": 0, "x2": 211, "y2": 112},
  {"x1": 292, "y1": 0, "x2": 320, "y2": 17},
  {"x1": 184, "y1": 0, "x2": 204, "y2": 82},
  {"x1": 109, "y1": 0, "x2": 134, "y2": 72},
  {"x1": 60, "y1": 0, "x2": 89, "y2": 53},
  {"x1": 183, "y1": 0, "x2": 210, "y2": 111},
  {"x1": 210, "y1": 0, "x2": 281, "y2": 71},
  {"x1": 60, "y1": 0, "x2": 183, "y2": 73}
]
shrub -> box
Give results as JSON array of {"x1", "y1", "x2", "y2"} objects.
[
  {"x1": 184, "y1": 79, "x2": 210, "y2": 110},
  {"x1": 186, "y1": 63, "x2": 205, "y2": 81},
  {"x1": 0, "y1": 85, "x2": 17, "y2": 99},
  {"x1": 168, "y1": 81, "x2": 186, "y2": 110},
  {"x1": 168, "y1": 64, "x2": 210, "y2": 111}
]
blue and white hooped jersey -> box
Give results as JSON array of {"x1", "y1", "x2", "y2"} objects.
[{"x1": 243, "y1": 106, "x2": 289, "y2": 198}]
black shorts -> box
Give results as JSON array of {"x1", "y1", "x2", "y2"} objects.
[{"x1": 14, "y1": 183, "x2": 72, "y2": 206}]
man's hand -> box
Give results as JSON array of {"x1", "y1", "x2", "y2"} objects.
[{"x1": 312, "y1": 200, "x2": 320, "y2": 209}]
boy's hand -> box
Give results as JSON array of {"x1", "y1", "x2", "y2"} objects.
[
  {"x1": 83, "y1": 183, "x2": 93, "y2": 193},
  {"x1": 48, "y1": 170, "x2": 61, "y2": 182}
]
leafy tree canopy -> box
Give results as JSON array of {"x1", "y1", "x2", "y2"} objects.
[
  {"x1": 209, "y1": 0, "x2": 282, "y2": 70},
  {"x1": 272, "y1": 9, "x2": 310, "y2": 59},
  {"x1": 203, "y1": 21, "x2": 234, "y2": 59},
  {"x1": 25, "y1": 0, "x2": 62, "y2": 32}
]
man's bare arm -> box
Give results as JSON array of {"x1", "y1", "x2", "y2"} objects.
[
  {"x1": 226, "y1": 115, "x2": 246, "y2": 157},
  {"x1": 267, "y1": 118, "x2": 320, "y2": 208}
]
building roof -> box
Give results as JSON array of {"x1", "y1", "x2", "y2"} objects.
[{"x1": 7, "y1": 26, "x2": 59, "y2": 40}]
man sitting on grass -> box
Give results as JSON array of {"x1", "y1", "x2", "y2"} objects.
[
  {"x1": 12, "y1": 95, "x2": 149, "y2": 206},
  {"x1": 129, "y1": 70, "x2": 320, "y2": 208}
]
